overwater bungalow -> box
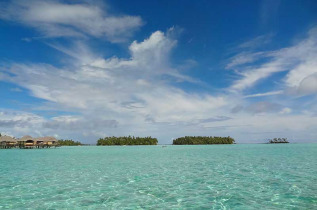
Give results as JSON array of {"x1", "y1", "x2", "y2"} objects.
[
  {"x1": 0, "y1": 135, "x2": 60, "y2": 149},
  {"x1": 35, "y1": 136, "x2": 59, "y2": 148},
  {"x1": 0, "y1": 136, "x2": 17, "y2": 149},
  {"x1": 18, "y1": 135, "x2": 36, "y2": 148}
]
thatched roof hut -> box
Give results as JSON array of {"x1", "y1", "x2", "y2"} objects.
[
  {"x1": 45, "y1": 136, "x2": 58, "y2": 144},
  {"x1": 18, "y1": 135, "x2": 35, "y2": 146},
  {"x1": 1, "y1": 135, "x2": 59, "y2": 148},
  {"x1": 0, "y1": 136, "x2": 17, "y2": 147},
  {"x1": 0, "y1": 135, "x2": 16, "y2": 143},
  {"x1": 35, "y1": 136, "x2": 58, "y2": 145},
  {"x1": 36, "y1": 136, "x2": 57, "y2": 142},
  {"x1": 34, "y1": 137, "x2": 44, "y2": 145},
  {"x1": 18, "y1": 135, "x2": 34, "y2": 142}
]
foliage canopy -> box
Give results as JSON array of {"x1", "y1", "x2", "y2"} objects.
[
  {"x1": 97, "y1": 136, "x2": 158, "y2": 146},
  {"x1": 173, "y1": 136, "x2": 235, "y2": 145},
  {"x1": 268, "y1": 138, "x2": 289, "y2": 143},
  {"x1": 58, "y1": 139, "x2": 82, "y2": 146}
]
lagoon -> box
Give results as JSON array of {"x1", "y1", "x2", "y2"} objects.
[{"x1": 0, "y1": 144, "x2": 316, "y2": 209}]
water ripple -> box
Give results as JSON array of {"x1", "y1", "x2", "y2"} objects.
[{"x1": 0, "y1": 144, "x2": 316, "y2": 209}]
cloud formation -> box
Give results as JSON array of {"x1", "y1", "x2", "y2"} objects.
[
  {"x1": 1, "y1": 26, "x2": 317, "y2": 143},
  {"x1": 0, "y1": 29, "x2": 232, "y2": 142},
  {"x1": 0, "y1": 2, "x2": 316, "y2": 143},
  {"x1": 228, "y1": 27, "x2": 317, "y2": 95},
  {"x1": 0, "y1": 0, "x2": 143, "y2": 42}
]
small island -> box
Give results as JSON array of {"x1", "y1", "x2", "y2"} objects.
[
  {"x1": 268, "y1": 138, "x2": 289, "y2": 144},
  {"x1": 58, "y1": 139, "x2": 82, "y2": 146},
  {"x1": 97, "y1": 136, "x2": 158, "y2": 146},
  {"x1": 173, "y1": 136, "x2": 235, "y2": 145}
]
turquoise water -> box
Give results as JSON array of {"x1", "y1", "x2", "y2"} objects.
[{"x1": 0, "y1": 144, "x2": 316, "y2": 209}]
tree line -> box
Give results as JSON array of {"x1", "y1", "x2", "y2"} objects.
[
  {"x1": 58, "y1": 139, "x2": 82, "y2": 146},
  {"x1": 173, "y1": 136, "x2": 235, "y2": 145},
  {"x1": 268, "y1": 138, "x2": 289, "y2": 143},
  {"x1": 97, "y1": 136, "x2": 158, "y2": 146}
]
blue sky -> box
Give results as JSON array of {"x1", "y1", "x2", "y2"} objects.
[{"x1": 0, "y1": 0, "x2": 317, "y2": 143}]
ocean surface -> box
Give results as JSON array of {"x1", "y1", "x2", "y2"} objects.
[{"x1": 0, "y1": 144, "x2": 316, "y2": 209}]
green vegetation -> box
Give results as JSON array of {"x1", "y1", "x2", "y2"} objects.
[
  {"x1": 58, "y1": 139, "x2": 82, "y2": 146},
  {"x1": 268, "y1": 138, "x2": 289, "y2": 143},
  {"x1": 173, "y1": 136, "x2": 235, "y2": 145},
  {"x1": 97, "y1": 136, "x2": 158, "y2": 146}
]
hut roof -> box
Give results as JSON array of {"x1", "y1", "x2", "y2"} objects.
[
  {"x1": 18, "y1": 135, "x2": 34, "y2": 142},
  {"x1": 0, "y1": 135, "x2": 16, "y2": 142},
  {"x1": 35, "y1": 136, "x2": 58, "y2": 142}
]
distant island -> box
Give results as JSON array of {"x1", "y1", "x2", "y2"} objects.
[
  {"x1": 58, "y1": 139, "x2": 82, "y2": 146},
  {"x1": 97, "y1": 136, "x2": 158, "y2": 146},
  {"x1": 268, "y1": 138, "x2": 289, "y2": 144},
  {"x1": 173, "y1": 136, "x2": 235, "y2": 145}
]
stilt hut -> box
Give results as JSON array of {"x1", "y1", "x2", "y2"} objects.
[
  {"x1": 18, "y1": 135, "x2": 35, "y2": 148},
  {"x1": 34, "y1": 137, "x2": 45, "y2": 148},
  {"x1": 43, "y1": 136, "x2": 59, "y2": 147},
  {"x1": 35, "y1": 136, "x2": 59, "y2": 148},
  {"x1": 0, "y1": 136, "x2": 17, "y2": 149}
]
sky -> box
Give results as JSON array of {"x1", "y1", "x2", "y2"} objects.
[{"x1": 0, "y1": 0, "x2": 317, "y2": 144}]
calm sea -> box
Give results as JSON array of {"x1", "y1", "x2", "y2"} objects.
[{"x1": 0, "y1": 144, "x2": 316, "y2": 209}]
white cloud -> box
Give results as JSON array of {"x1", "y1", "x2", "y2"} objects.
[
  {"x1": 238, "y1": 34, "x2": 273, "y2": 49},
  {"x1": 228, "y1": 27, "x2": 317, "y2": 93},
  {"x1": 0, "y1": 110, "x2": 118, "y2": 140},
  {"x1": 244, "y1": 90, "x2": 283, "y2": 98},
  {"x1": 205, "y1": 113, "x2": 317, "y2": 142},
  {"x1": 2, "y1": 107, "x2": 317, "y2": 143},
  {"x1": 230, "y1": 61, "x2": 283, "y2": 91},
  {"x1": 296, "y1": 73, "x2": 317, "y2": 95},
  {"x1": 43, "y1": 116, "x2": 118, "y2": 130},
  {"x1": 246, "y1": 101, "x2": 282, "y2": 114},
  {"x1": 0, "y1": 0, "x2": 143, "y2": 42},
  {"x1": 226, "y1": 52, "x2": 266, "y2": 69},
  {"x1": 0, "y1": 29, "x2": 230, "y2": 143},
  {"x1": 0, "y1": 110, "x2": 45, "y2": 137},
  {"x1": 279, "y1": 107, "x2": 292, "y2": 114},
  {"x1": 1, "y1": 13, "x2": 317, "y2": 143}
]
